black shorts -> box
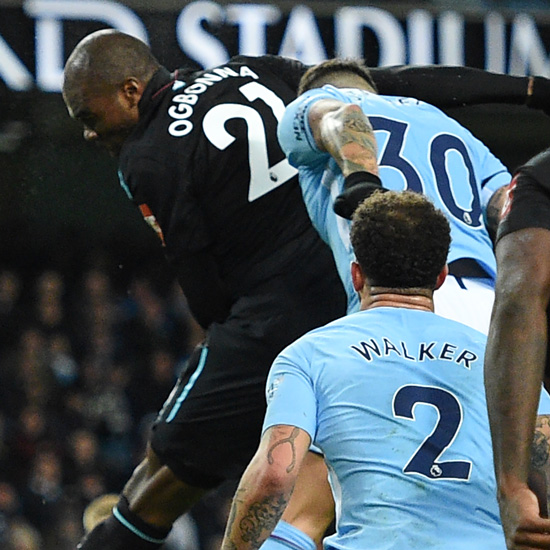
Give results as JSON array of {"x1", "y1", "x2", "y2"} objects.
[{"x1": 151, "y1": 242, "x2": 346, "y2": 488}]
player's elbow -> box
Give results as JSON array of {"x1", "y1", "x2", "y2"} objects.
[{"x1": 255, "y1": 460, "x2": 297, "y2": 495}]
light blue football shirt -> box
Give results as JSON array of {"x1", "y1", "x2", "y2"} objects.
[
  {"x1": 277, "y1": 86, "x2": 511, "y2": 312},
  {"x1": 263, "y1": 307, "x2": 506, "y2": 550}
]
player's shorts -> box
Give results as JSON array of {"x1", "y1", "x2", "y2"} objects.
[
  {"x1": 150, "y1": 239, "x2": 346, "y2": 489},
  {"x1": 434, "y1": 274, "x2": 494, "y2": 335}
]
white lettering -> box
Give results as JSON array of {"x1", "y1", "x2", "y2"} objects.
[
  {"x1": 213, "y1": 66, "x2": 240, "y2": 78},
  {"x1": 169, "y1": 119, "x2": 193, "y2": 137},
  {"x1": 24, "y1": 0, "x2": 148, "y2": 92},
  {"x1": 226, "y1": 4, "x2": 281, "y2": 56},
  {"x1": 194, "y1": 73, "x2": 223, "y2": 86},
  {"x1": 408, "y1": 9, "x2": 433, "y2": 65},
  {"x1": 168, "y1": 103, "x2": 193, "y2": 119},
  {"x1": 239, "y1": 66, "x2": 259, "y2": 79},
  {"x1": 278, "y1": 5, "x2": 326, "y2": 64},
  {"x1": 335, "y1": 6, "x2": 405, "y2": 65},
  {"x1": 509, "y1": 13, "x2": 550, "y2": 76},
  {"x1": 0, "y1": 3, "x2": 549, "y2": 92},
  {"x1": 485, "y1": 11, "x2": 506, "y2": 73},
  {"x1": 0, "y1": 33, "x2": 33, "y2": 90},
  {"x1": 438, "y1": 11, "x2": 464, "y2": 65},
  {"x1": 176, "y1": 1, "x2": 229, "y2": 69},
  {"x1": 185, "y1": 83, "x2": 208, "y2": 94},
  {"x1": 173, "y1": 94, "x2": 199, "y2": 105}
]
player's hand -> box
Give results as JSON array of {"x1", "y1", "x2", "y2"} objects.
[
  {"x1": 333, "y1": 172, "x2": 387, "y2": 220},
  {"x1": 526, "y1": 76, "x2": 550, "y2": 117},
  {"x1": 499, "y1": 484, "x2": 550, "y2": 549}
]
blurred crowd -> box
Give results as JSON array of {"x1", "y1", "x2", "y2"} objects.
[{"x1": 0, "y1": 253, "x2": 234, "y2": 550}]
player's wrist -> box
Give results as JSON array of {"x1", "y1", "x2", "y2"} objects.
[
  {"x1": 333, "y1": 171, "x2": 385, "y2": 220},
  {"x1": 342, "y1": 171, "x2": 382, "y2": 190}
]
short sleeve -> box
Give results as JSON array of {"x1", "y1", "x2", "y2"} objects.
[
  {"x1": 538, "y1": 386, "x2": 550, "y2": 415},
  {"x1": 497, "y1": 174, "x2": 550, "y2": 242},
  {"x1": 263, "y1": 344, "x2": 317, "y2": 440},
  {"x1": 277, "y1": 88, "x2": 344, "y2": 169}
]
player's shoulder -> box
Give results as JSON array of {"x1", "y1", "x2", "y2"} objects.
[{"x1": 376, "y1": 93, "x2": 448, "y2": 117}]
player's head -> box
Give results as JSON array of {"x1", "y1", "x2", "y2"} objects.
[
  {"x1": 350, "y1": 190, "x2": 450, "y2": 291},
  {"x1": 63, "y1": 29, "x2": 160, "y2": 156},
  {"x1": 298, "y1": 58, "x2": 378, "y2": 96}
]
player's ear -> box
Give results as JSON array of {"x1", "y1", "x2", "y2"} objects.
[
  {"x1": 435, "y1": 264, "x2": 449, "y2": 291},
  {"x1": 351, "y1": 261, "x2": 366, "y2": 292},
  {"x1": 121, "y1": 77, "x2": 144, "y2": 107}
]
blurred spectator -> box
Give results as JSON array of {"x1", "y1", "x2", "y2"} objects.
[
  {"x1": 0, "y1": 270, "x2": 24, "y2": 351},
  {"x1": 32, "y1": 270, "x2": 67, "y2": 337},
  {"x1": 0, "y1": 261, "x2": 217, "y2": 548},
  {"x1": 128, "y1": 346, "x2": 181, "y2": 423},
  {"x1": 21, "y1": 446, "x2": 64, "y2": 542},
  {"x1": 47, "y1": 332, "x2": 78, "y2": 388},
  {"x1": 10, "y1": 405, "x2": 57, "y2": 485},
  {"x1": 7, "y1": 519, "x2": 43, "y2": 550}
]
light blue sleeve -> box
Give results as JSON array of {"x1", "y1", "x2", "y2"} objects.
[
  {"x1": 277, "y1": 87, "x2": 348, "y2": 170},
  {"x1": 538, "y1": 386, "x2": 550, "y2": 415},
  {"x1": 466, "y1": 132, "x2": 511, "y2": 209},
  {"x1": 262, "y1": 343, "x2": 317, "y2": 441}
]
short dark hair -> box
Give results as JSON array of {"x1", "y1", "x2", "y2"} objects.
[
  {"x1": 350, "y1": 190, "x2": 451, "y2": 289},
  {"x1": 298, "y1": 58, "x2": 378, "y2": 96},
  {"x1": 63, "y1": 30, "x2": 160, "y2": 95}
]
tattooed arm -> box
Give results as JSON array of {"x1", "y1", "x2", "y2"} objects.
[
  {"x1": 221, "y1": 425, "x2": 311, "y2": 550},
  {"x1": 485, "y1": 228, "x2": 550, "y2": 548},
  {"x1": 308, "y1": 99, "x2": 379, "y2": 178},
  {"x1": 530, "y1": 415, "x2": 550, "y2": 516}
]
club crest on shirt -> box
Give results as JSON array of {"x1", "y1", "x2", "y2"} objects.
[
  {"x1": 267, "y1": 374, "x2": 284, "y2": 403},
  {"x1": 139, "y1": 204, "x2": 166, "y2": 246}
]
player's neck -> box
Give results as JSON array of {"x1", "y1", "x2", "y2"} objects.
[{"x1": 360, "y1": 287, "x2": 434, "y2": 312}]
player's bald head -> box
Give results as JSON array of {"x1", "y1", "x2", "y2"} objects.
[{"x1": 63, "y1": 29, "x2": 160, "y2": 99}]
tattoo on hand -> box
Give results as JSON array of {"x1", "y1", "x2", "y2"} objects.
[{"x1": 267, "y1": 427, "x2": 300, "y2": 473}]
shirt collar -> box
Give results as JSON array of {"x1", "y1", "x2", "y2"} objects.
[{"x1": 138, "y1": 66, "x2": 173, "y2": 115}]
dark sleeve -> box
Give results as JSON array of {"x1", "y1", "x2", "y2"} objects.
[
  {"x1": 370, "y1": 65, "x2": 530, "y2": 108},
  {"x1": 175, "y1": 251, "x2": 234, "y2": 329},
  {"x1": 234, "y1": 54, "x2": 308, "y2": 91},
  {"x1": 497, "y1": 149, "x2": 550, "y2": 242}
]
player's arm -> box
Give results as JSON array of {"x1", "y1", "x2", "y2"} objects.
[
  {"x1": 530, "y1": 414, "x2": 550, "y2": 517},
  {"x1": 485, "y1": 226, "x2": 550, "y2": 547},
  {"x1": 370, "y1": 65, "x2": 550, "y2": 113},
  {"x1": 307, "y1": 99, "x2": 384, "y2": 219},
  {"x1": 221, "y1": 425, "x2": 311, "y2": 550},
  {"x1": 485, "y1": 184, "x2": 510, "y2": 243}
]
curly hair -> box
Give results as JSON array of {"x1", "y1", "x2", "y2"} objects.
[
  {"x1": 350, "y1": 190, "x2": 451, "y2": 289},
  {"x1": 298, "y1": 58, "x2": 378, "y2": 96}
]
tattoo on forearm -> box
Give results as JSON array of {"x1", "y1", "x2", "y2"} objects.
[
  {"x1": 338, "y1": 110, "x2": 377, "y2": 173},
  {"x1": 239, "y1": 493, "x2": 288, "y2": 549},
  {"x1": 324, "y1": 107, "x2": 378, "y2": 174},
  {"x1": 530, "y1": 416, "x2": 550, "y2": 516},
  {"x1": 533, "y1": 417, "x2": 550, "y2": 469},
  {"x1": 267, "y1": 427, "x2": 300, "y2": 473},
  {"x1": 532, "y1": 429, "x2": 550, "y2": 469}
]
